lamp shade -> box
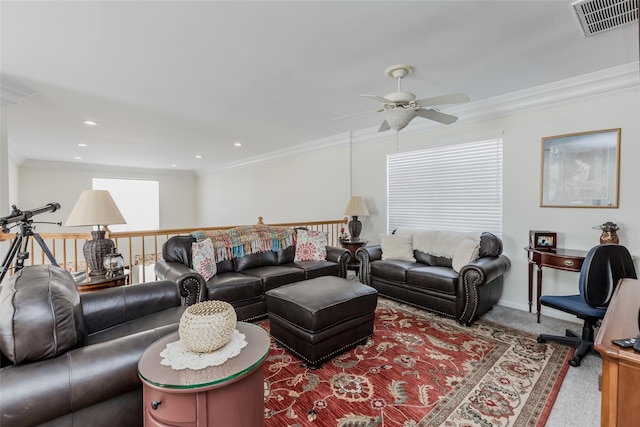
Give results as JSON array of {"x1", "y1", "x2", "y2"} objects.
[
  {"x1": 344, "y1": 196, "x2": 369, "y2": 217},
  {"x1": 65, "y1": 190, "x2": 126, "y2": 227}
]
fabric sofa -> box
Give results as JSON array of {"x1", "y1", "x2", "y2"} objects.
[
  {"x1": 0, "y1": 265, "x2": 197, "y2": 427},
  {"x1": 356, "y1": 229, "x2": 511, "y2": 325},
  {"x1": 155, "y1": 226, "x2": 351, "y2": 321}
]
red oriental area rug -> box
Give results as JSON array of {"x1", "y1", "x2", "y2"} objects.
[{"x1": 260, "y1": 298, "x2": 571, "y2": 427}]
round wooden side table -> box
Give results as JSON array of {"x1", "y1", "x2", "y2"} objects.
[{"x1": 138, "y1": 322, "x2": 270, "y2": 427}]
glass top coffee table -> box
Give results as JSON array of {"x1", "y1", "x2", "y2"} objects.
[{"x1": 138, "y1": 321, "x2": 270, "y2": 426}]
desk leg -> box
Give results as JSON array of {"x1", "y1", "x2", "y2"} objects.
[
  {"x1": 527, "y1": 262, "x2": 534, "y2": 313},
  {"x1": 536, "y1": 265, "x2": 543, "y2": 323}
]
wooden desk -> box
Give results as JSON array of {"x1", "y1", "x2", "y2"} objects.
[
  {"x1": 525, "y1": 247, "x2": 587, "y2": 322},
  {"x1": 594, "y1": 278, "x2": 640, "y2": 427}
]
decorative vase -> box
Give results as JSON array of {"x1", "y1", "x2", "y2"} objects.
[
  {"x1": 593, "y1": 222, "x2": 620, "y2": 245},
  {"x1": 84, "y1": 230, "x2": 115, "y2": 277},
  {"x1": 179, "y1": 301, "x2": 237, "y2": 353}
]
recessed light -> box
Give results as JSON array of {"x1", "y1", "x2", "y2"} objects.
[
  {"x1": 74, "y1": 156, "x2": 82, "y2": 160},
  {"x1": 78, "y1": 143, "x2": 87, "y2": 147},
  {"x1": 234, "y1": 142, "x2": 242, "y2": 147},
  {"x1": 171, "y1": 164, "x2": 177, "y2": 168},
  {"x1": 195, "y1": 155, "x2": 202, "y2": 159},
  {"x1": 83, "y1": 120, "x2": 98, "y2": 126}
]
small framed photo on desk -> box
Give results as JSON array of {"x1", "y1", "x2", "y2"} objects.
[{"x1": 529, "y1": 231, "x2": 557, "y2": 251}]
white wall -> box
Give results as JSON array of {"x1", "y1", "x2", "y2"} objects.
[
  {"x1": 16, "y1": 161, "x2": 198, "y2": 233},
  {"x1": 197, "y1": 89, "x2": 640, "y2": 319},
  {"x1": 197, "y1": 145, "x2": 352, "y2": 226}
]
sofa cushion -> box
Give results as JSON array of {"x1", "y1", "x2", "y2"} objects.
[
  {"x1": 163, "y1": 235, "x2": 195, "y2": 268},
  {"x1": 277, "y1": 245, "x2": 296, "y2": 265},
  {"x1": 479, "y1": 232, "x2": 503, "y2": 257},
  {"x1": 234, "y1": 251, "x2": 278, "y2": 272},
  {"x1": 0, "y1": 265, "x2": 85, "y2": 364},
  {"x1": 192, "y1": 238, "x2": 216, "y2": 280},
  {"x1": 414, "y1": 250, "x2": 452, "y2": 267},
  {"x1": 406, "y1": 266, "x2": 459, "y2": 295},
  {"x1": 287, "y1": 260, "x2": 339, "y2": 280},
  {"x1": 241, "y1": 266, "x2": 306, "y2": 292},
  {"x1": 370, "y1": 259, "x2": 419, "y2": 283},
  {"x1": 205, "y1": 272, "x2": 264, "y2": 303},
  {"x1": 380, "y1": 233, "x2": 416, "y2": 262},
  {"x1": 294, "y1": 229, "x2": 328, "y2": 261},
  {"x1": 452, "y1": 238, "x2": 481, "y2": 272}
]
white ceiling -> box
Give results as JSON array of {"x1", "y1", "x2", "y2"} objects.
[{"x1": 1, "y1": 1, "x2": 638, "y2": 173}]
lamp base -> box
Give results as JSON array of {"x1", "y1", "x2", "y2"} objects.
[
  {"x1": 84, "y1": 230, "x2": 115, "y2": 277},
  {"x1": 348, "y1": 216, "x2": 363, "y2": 241}
]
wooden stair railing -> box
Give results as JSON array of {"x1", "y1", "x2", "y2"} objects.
[{"x1": 0, "y1": 217, "x2": 348, "y2": 283}]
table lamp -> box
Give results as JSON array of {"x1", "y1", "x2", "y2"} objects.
[
  {"x1": 66, "y1": 190, "x2": 126, "y2": 277},
  {"x1": 344, "y1": 196, "x2": 369, "y2": 241}
]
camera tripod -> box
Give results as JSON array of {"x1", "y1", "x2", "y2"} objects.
[{"x1": 0, "y1": 220, "x2": 59, "y2": 284}]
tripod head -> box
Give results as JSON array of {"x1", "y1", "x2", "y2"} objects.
[{"x1": 1, "y1": 203, "x2": 61, "y2": 233}]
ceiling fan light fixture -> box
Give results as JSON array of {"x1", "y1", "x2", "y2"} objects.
[{"x1": 382, "y1": 108, "x2": 417, "y2": 131}]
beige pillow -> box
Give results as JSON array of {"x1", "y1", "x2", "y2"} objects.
[
  {"x1": 452, "y1": 238, "x2": 480, "y2": 273},
  {"x1": 380, "y1": 233, "x2": 416, "y2": 262}
]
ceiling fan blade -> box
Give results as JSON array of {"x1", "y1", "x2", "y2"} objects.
[
  {"x1": 416, "y1": 108, "x2": 459, "y2": 125},
  {"x1": 378, "y1": 120, "x2": 390, "y2": 132},
  {"x1": 332, "y1": 109, "x2": 384, "y2": 121},
  {"x1": 360, "y1": 94, "x2": 393, "y2": 103},
  {"x1": 415, "y1": 93, "x2": 469, "y2": 108}
]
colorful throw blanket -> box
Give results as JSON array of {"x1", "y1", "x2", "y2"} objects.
[{"x1": 191, "y1": 225, "x2": 295, "y2": 262}]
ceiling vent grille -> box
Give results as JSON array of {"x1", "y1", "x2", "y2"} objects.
[{"x1": 572, "y1": 0, "x2": 638, "y2": 36}]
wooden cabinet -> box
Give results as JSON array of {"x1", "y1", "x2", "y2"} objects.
[{"x1": 594, "y1": 278, "x2": 640, "y2": 427}]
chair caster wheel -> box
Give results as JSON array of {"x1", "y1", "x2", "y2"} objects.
[
  {"x1": 569, "y1": 359, "x2": 580, "y2": 367},
  {"x1": 537, "y1": 337, "x2": 546, "y2": 343}
]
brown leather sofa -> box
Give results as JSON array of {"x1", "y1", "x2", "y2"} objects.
[
  {"x1": 155, "y1": 234, "x2": 351, "y2": 321},
  {"x1": 356, "y1": 231, "x2": 510, "y2": 325},
  {"x1": 0, "y1": 265, "x2": 197, "y2": 427}
]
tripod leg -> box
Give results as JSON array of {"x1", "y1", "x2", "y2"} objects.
[
  {"x1": 0, "y1": 234, "x2": 23, "y2": 283},
  {"x1": 33, "y1": 233, "x2": 59, "y2": 267}
]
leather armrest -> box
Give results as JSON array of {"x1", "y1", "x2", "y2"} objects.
[
  {"x1": 0, "y1": 327, "x2": 173, "y2": 427},
  {"x1": 81, "y1": 280, "x2": 182, "y2": 334},
  {"x1": 460, "y1": 255, "x2": 511, "y2": 286},
  {"x1": 154, "y1": 259, "x2": 208, "y2": 305},
  {"x1": 355, "y1": 245, "x2": 382, "y2": 284},
  {"x1": 326, "y1": 246, "x2": 351, "y2": 278}
]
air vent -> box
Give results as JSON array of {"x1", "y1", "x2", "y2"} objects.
[{"x1": 572, "y1": 0, "x2": 638, "y2": 36}]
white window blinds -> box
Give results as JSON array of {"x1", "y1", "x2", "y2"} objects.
[{"x1": 387, "y1": 138, "x2": 503, "y2": 235}]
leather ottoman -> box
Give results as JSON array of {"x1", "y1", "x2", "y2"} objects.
[{"x1": 265, "y1": 276, "x2": 378, "y2": 369}]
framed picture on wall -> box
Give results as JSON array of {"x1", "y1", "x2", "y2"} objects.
[{"x1": 540, "y1": 128, "x2": 620, "y2": 208}]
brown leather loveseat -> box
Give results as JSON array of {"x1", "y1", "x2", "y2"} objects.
[
  {"x1": 155, "y1": 228, "x2": 351, "y2": 321},
  {"x1": 356, "y1": 229, "x2": 510, "y2": 325},
  {"x1": 0, "y1": 265, "x2": 197, "y2": 427}
]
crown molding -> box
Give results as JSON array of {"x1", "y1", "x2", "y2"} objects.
[
  {"x1": 197, "y1": 62, "x2": 639, "y2": 175},
  {"x1": 21, "y1": 159, "x2": 196, "y2": 177},
  {"x1": 0, "y1": 80, "x2": 38, "y2": 107}
]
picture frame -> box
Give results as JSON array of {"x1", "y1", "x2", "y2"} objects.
[
  {"x1": 529, "y1": 230, "x2": 557, "y2": 251},
  {"x1": 540, "y1": 128, "x2": 620, "y2": 208}
]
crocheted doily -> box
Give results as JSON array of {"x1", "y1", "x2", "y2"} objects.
[{"x1": 160, "y1": 329, "x2": 247, "y2": 370}]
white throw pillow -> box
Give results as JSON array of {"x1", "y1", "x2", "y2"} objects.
[
  {"x1": 452, "y1": 237, "x2": 481, "y2": 273},
  {"x1": 380, "y1": 233, "x2": 416, "y2": 262},
  {"x1": 192, "y1": 238, "x2": 217, "y2": 281}
]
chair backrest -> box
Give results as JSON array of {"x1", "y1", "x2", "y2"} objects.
[{"x1": 579, "y1": 244, "x2": 637, "y2": 309}]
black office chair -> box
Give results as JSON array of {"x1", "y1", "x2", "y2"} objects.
[{"x1": 537, "y1": 244, "x2": 637, "y2": 367}]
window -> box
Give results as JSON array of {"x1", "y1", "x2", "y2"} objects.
[
  {"x1": 92, "y1": 178, "x2": 159, "y2": 232},
  {"x1": 387, "y1": 138, "x2": 503, "y2": 235}
]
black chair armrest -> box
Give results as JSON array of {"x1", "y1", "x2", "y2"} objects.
[
  {"x1": 355, "y1": 245, "x2": 382, "y2": 284},
  {"x1": 155, "y1": 259, "x2": 208, "y2": 305},
  {"x1": 326, "y1": 246, "x2": 351, "y2": 278},
  {"x1": 80, "y1": 280, "x2": 182, "y2": 334},
  {"x1": 0, "y1": 327, "x2": 173, "y2": 427}
]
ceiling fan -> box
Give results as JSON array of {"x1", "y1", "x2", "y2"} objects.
[{"x1": 338, "y1": 64, "x2": 469, "y2": 132}]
